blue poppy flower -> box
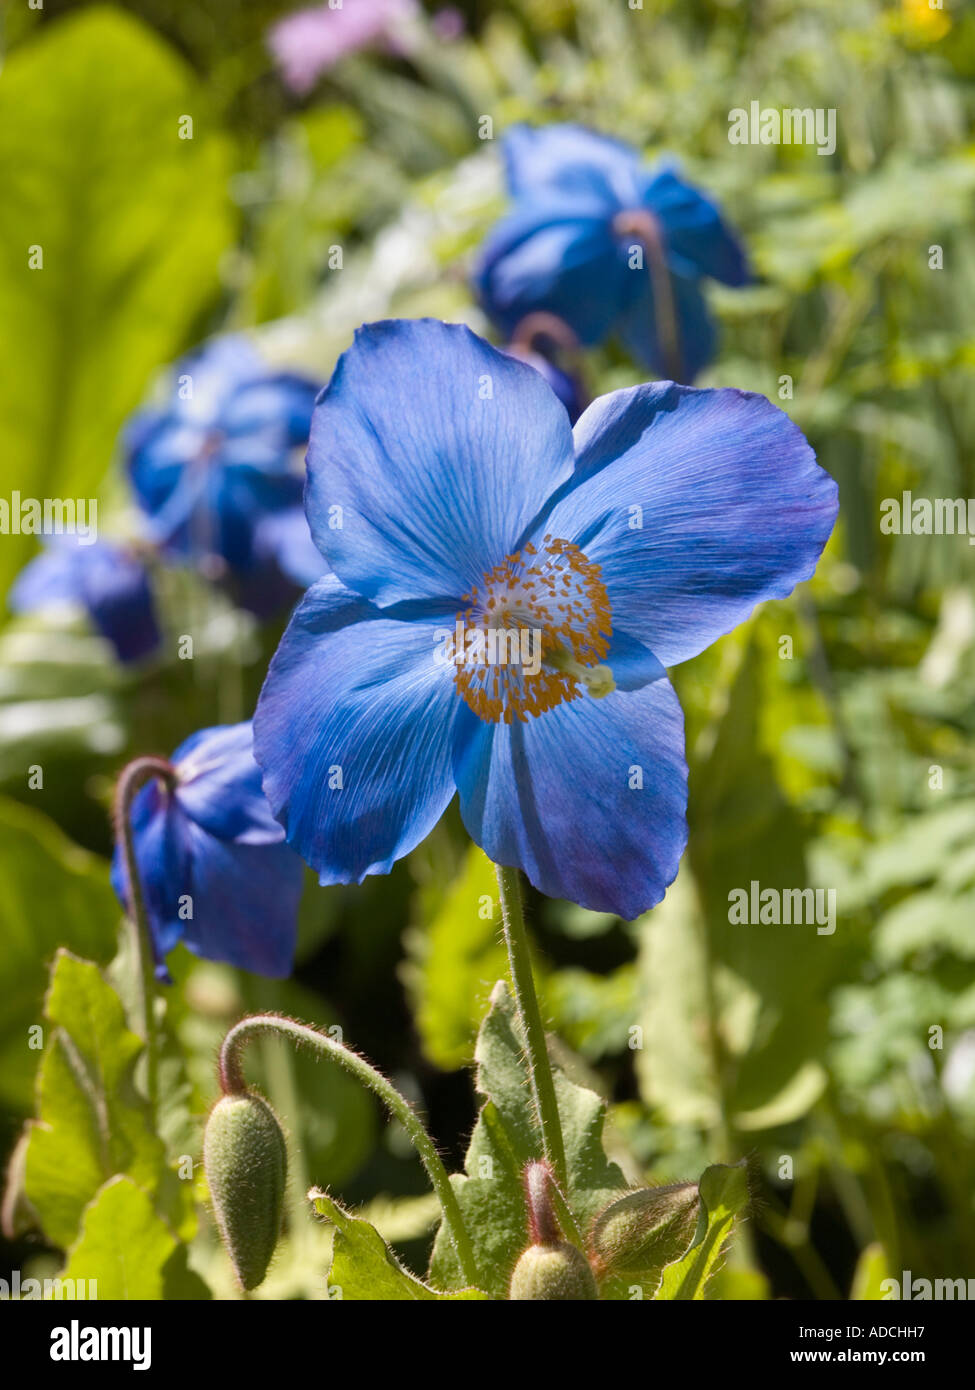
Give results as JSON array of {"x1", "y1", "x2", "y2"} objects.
[
  {"x1": 124, "y1": 335, "x2": 323, "y2": 584},
  {"x1": 9, "y1": 537, "x2": 160, "y2": 664},
  {"x1": 253, "y1": 320, "x2": 837, "y2": 919},
  {"x1": 475, "y1": 124, "x2": 749, "y2": 383},
  {"x1": 112, "y1": 722, "x2": 303, "y2": 978}
]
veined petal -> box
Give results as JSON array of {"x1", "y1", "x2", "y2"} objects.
[
  {"x1": 304, "y1": 319, "x2": 575, "y2": 607},
  {"x1": 180, "y1": 822, "x2": 302, "y2": 977},
  {"x1": 534, "y1": 382, "x2": 838, "y2": 667},
  {"x1": 253, "y1": 575, "x2": 463, "y2": 882},
  {"x1": 173, "y1": 722, "x2": 285, "y2": 846},
  {"x1": 453, "y1": 674, "x2": 687, "y2": 919}
]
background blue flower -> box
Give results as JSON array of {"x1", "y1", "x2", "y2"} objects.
[
  {"x1": 112, "y1": 721, "x2": 303, "y2": 978},
  {"x1": 124, "y1": 335, "x2": 325, "y2": 592},
  {"x1": 254, "y1": 319, "x2": 837, "y2": 920},
  {"x1": 9, "y1": 537, "x2": 160, "y2": 664},
  {"x1": 475, "y1": 124, "x2": 749, "y2": 383}
]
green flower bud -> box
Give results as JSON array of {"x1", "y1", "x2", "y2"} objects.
[
  {"x1": 509, "y1": 1241, "x2": 599, "y2": 1301},
  {"x1": 203, "y1": 1091, "x2": 287, "y2": 1291},
  {"x1": 589, "y1": 1182, "x2": 700, "y2": 1278}
]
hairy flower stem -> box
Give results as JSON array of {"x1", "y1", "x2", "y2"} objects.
[
  {"x1": 614, "y1": 209, "x2": 683, "y2": 383},
  {"x1": 495, "y1": 865, "x2": 581, "y2": 1244},
  {"x1": 112, "y1": 755, "x2": 177, "y2": 1121},
  {"x1": 218, "y1": 1013, "x2": 481, "y2": 1290}
]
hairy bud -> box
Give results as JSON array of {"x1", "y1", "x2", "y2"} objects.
[
  {"x1": 589, "y1": 1182, "x2": 700, "y2": 1277},
  {"x1": 203, "y1": 1091, "x2": 287, "y2": 1290},
  {"x1": 509, "y1": 1241, "x2": 599, "y2": 1301}
]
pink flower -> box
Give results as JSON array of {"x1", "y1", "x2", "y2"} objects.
[{"x1": 268, "y1": 0, "x2": 419, "y2": 96}]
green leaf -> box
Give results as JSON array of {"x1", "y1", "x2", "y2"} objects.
[
  {"x1": 639, "y1": 628, "x2": 832, "y2": 1135},
  {"x1": 404, "y1": 844, "x2": 508, "y2": 1071},
  {"x1": 655, "y1": 1162, "x2": 750, "y2": 1301},
  {"x1": 0, "y1": 6, "x2": 235, "y2": 597},
  {"x1": 850, "y1": 1242, "x2": 893, "y2": 1301},
  {"x1": 428, "y1": 980, "x2": 625, "y2": 1298},
  {"x1": 61, "y1": 1176, "x2": 207, "y2": 1300},
  {"x1": 0, "y1": 798, "x2": 119, "y2": 1111},
  {"x1": 21, "y1": 950, "x2": 186, "y2": 1250},
  {"x1": 309, "y1": 1189, "x2": 487, "y2": 1301}
]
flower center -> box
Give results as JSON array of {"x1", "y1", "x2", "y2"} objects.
[{"x1": 453, "y1": 537, "x2": 615, "y2": 723}]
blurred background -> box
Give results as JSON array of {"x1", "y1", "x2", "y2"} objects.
[{"x1": 1, "y1": 0, "x2": 974, "y2": 1298}]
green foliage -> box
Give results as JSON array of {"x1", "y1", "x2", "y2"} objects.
[
  {"x1": 19, "y1": 950, "x2": 189, "y2": 1251},
  {"x1": 62, "y1": 1175, "x2": 209, "y2": 1300},
  {"x1": 1, "y1": 0, "x2": 973, "y2": 1303},
  {"x1": 0, "y1": 799, "x2": 118, "y2": 1111},
  {"x1": 429, "y1": 980, "x2": 625, "y2": 1298},
  {"x1": 656, "y1": 1163, "x2": 751, "y2": 1301},
  {"x1": 404, "y1": 845, "x2": 508, "y2": 1070},
  {"x1": 310, "y1": 1189, "x2": 488, "y2": 1301},
  {"x1": 0, "y1": 5, "x2": 235, "y2": 598}
]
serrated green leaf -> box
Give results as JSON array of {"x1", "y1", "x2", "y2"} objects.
[
  {"x1": 21, "y1": 950, "x2": 186, "y2": 1250},
  {"x1": 310, "y1": 1189, "x2": 488, "y2": 1300},
  {"x1": 0, "y1": 6, "x2": 235, "y2": 598},
  {"x1": 429, "y1": 980, "x2": 625, "y2": 1298},
  {"x1": 61, "y1": 1176, "x2": 207, "y2": 1300},
  {"x1": 655, "y1": 1162, "x2": 750, "y2": 1301}
]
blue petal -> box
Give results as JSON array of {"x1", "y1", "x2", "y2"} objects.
[
  {"x1": 453, "y1": 673, "x2": 687, "y2": 918},
  {"x1": 643, "y1": 163, "x2": 749, "y2": 287},
  {"x1": 172, "y1": 722, "x2": 285, "y2": 846},
  {"x1": 304, "y1": 320, "x2": 575, "y2": 606},
  {"x1": 254, "y1": 575, "x2": 464, "y2": 882},
  {"x1": 503, "y1": 346, "x2": 586, "y2": 425},
  {"x1": 614, "y1": 265, "x2": 717, "y2": 382},
  {"x1": 253, "y1": 506, "x2": 329, "y2": 588},
  {"x1": 168, "y1": 335, "x2": 266, "y2": 427},
  {"x1": 179, "y1": 822, "x2": 302, "y2": 977},
  {"x1": 476, "y1": 202, "x2": 629, "y2": 345},
  {"x1": 221, "y1": 373, "x2": 320, "y2": 449},
  {"x1": 10, "y1": 540, "x2": 160, "y2": 664},
  {"x1": 503, "y1": 123, "x2": 643, "y2": 207},
  {"x1": 111, "y1": 782, "x2": 191, "y2": 967},
  {"x1": 534, "y1": 383, "x2": 839, "y2": 668}
]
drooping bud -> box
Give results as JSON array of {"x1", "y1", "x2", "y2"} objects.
[
  {"x1": 589, "y1": 1182, "x2": 700, "y2": 1278},
  {"x1": 203, "y1": 1091, "x2": 287, "y2": 1291},
  {"x1": 510, "y1": 1240, "x2": 599, "y2": 1300}
]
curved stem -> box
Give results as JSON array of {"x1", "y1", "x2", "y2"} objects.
[
  {"x1": 522, "y1": 1158, "x2": 582, "y2": 1248},
  {"x1": 494, "y1": 866, "x2": 571, "y2": 1198},
  {"x1": 112, "y1": 755, "x2": 176, "y2": 1120},
  {"x1": 614, "y1": 209, "x2": 683, "y2": 383},
  {"x1": 218, "y1": 1013, "x2": 481, "y2": 1291}
]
